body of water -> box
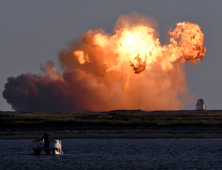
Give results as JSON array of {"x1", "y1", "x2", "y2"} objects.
[{"x1": 1, "y1": 139, "x2": 222, "y2": 169}]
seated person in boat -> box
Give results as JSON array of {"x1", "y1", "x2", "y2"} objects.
[{"x1": 42, "y1": 132, "x2": 50, "y2": 148}]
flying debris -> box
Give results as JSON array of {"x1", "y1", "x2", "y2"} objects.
[{"x1": 195, "y1": 99, "x2": 207, "y2": 110}]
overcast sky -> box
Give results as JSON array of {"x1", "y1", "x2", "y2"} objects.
[{"x1": 1, "y1": 0, "x2": 222, "y2": 111}]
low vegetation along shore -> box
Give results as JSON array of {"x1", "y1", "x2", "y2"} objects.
[{"x1": 1, "y1": 110, "x2": 222, "y2": 139}]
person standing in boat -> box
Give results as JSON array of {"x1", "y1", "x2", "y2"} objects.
[{"x1": 42, "y1": 132, "x2": 50, "y2": 148}]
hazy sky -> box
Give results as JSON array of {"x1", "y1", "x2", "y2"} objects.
[{"x1": 1, "y1": 0, "x2": 222, "y2": 111}]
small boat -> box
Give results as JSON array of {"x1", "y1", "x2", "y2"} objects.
[{"x1": 32, "y1": 139, "x2": 63, "y2": 155}]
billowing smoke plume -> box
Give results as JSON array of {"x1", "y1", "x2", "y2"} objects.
[{"x1": 3, "y1": 13, "x2": 206, "y2": 112}]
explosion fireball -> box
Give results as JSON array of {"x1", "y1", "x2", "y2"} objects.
[{"x1": 3, "y1": 13, "x2": 206, "y2": 112}]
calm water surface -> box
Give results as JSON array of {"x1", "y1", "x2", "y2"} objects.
[{"x1": 1, "y1": 139, "x2": 222, "y2": 169}]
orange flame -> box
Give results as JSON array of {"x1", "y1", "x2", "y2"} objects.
[
  {"x1": 56, "y1": 13, "x2": 206, "y2": 111},
  {"x1": 3, "y1": 13, "x2": 207, "y2": 112},
  {"x1": 73, "y1": 51, "x2": 91, "y2": 64},
  {"x1": 68, "y1": 21, "x2": 205, "y2": 74}
]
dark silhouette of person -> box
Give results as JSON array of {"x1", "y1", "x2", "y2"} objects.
[{"x1": 43, "y1": 132, "x2": 50, "y2": 148}]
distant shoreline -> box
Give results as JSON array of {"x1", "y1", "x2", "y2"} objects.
[
  {"x1": 1, "y1": 130, "x2": 222, "y2": 139},
  {"x1": 1, "y1": 110, "x2": 222, "y2": 139}
]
